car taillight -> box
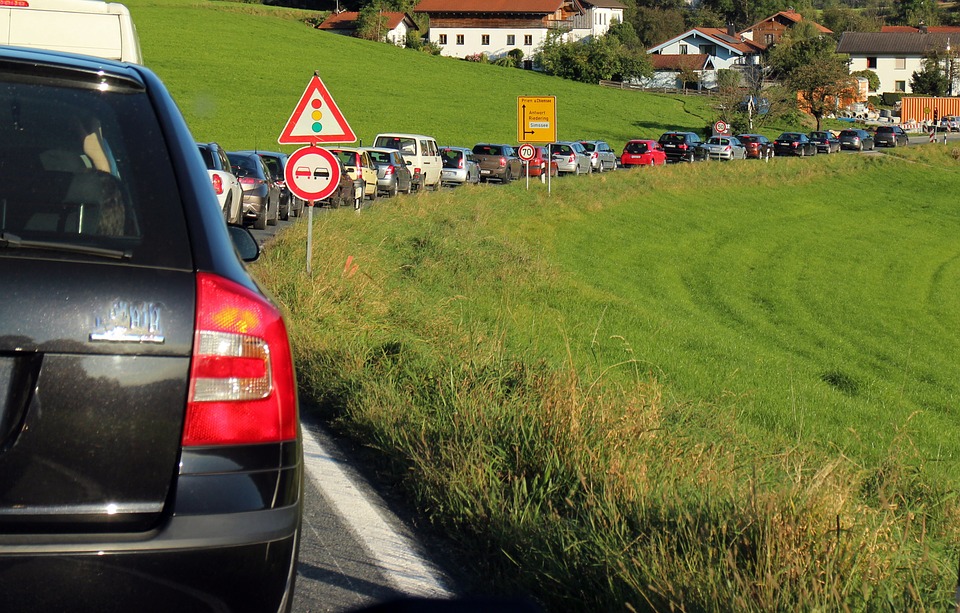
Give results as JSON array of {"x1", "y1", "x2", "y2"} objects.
[
  {"x1": 458, "y1": 158, "x2": 465, "y2": 169},
  {"x1": 414, "y1": 167, "x2": 422, "y2": 175},
  {"x1": 568, "y1": 154, "x2": 575, "y2": 163},
  {"x1": 384, "y1": 164, "x2": 395, "y2": 176},
  {"x1": 678, "y1": 144, "x2": 688, "y2": 150},
  {"x1": 211, "y1": 174, "x2": 223, "y2": 195},
  {"x1": 183, "y1": 273, "x2": 297, "y2": 446},
  {"x1": 238, "y1": 177, "x2": 258, "y2": 188},
  {"x1": 498, "y1": 157, "x2": 507, "y2": 168}
]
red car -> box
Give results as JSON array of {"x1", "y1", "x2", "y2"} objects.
[
  {"x1": 735, "y1": 134, "x2": 774, "y2": 159},
  {"x1": 527, "y1": 146, "x2": 560, "y2": 180},
  {"x1": 620, "y1": 139, "x2": 666, "y2": 167}
]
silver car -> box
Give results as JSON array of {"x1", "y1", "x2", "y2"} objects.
[
  {"x1": 578, "y1": 140, "x2": 617, "y2": 172},
  {"x1": 549, "y1": 141, "x2": 592, "y2": 175},
  {"x1": 701, "y1": 136, "x2": 747, "y2": 160},
  {"x1": 440, "y1": 147, "x2": 481, "y2": 186},
  {"x1": 363, "y1": 147, "x2": 413, "y2": 197}
]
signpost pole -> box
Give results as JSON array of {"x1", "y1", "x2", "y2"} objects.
[{"x1": 306, "y1": 201, "x2": 314, "y2": 275}]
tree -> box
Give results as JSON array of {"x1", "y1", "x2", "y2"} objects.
[
  {"x1": 535, "y1": 30, "x2": 653, "y2": 84},
  {"x1": 768, "y1": 22, "x2": 855, "y2": 130},
  {"x1": 355, "y1": 3, "x2": 389, "y2": 41},
  {"x1": 851, "y1": 69, "x2": 881, "y2": 92},
  {"x1": 910, "y1": 52, "x2": 951, "y2": 96}
]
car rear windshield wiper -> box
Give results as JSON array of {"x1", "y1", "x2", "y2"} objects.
[{"x1": 0, "y1": 232, "x2": 132, "y2": 260}]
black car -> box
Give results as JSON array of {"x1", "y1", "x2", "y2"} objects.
[
  {"x1": 235, "y1": 150, "x2": 305, "y2": 220},
  {"x1": 874, "y1": 125, "x2": 909, "y2": 148},
  {"x1": 808, "y1": 131, "x2": 841, "y2": 154},
  {"x1": 227, "y1": 150, "x2": 281, "y2": 230},
  {"x1": 838, "y1": 129, "x2": 876, "y2": 151},
  {"x1": 773, "y1": 132, "x2": 818, "y2": 157},
  {"x1": 0, "y1": 46, "x2": 302, "y2": 610},
  {"x1": 657, "y1": 131, "x2": 706, "y2": 162}
]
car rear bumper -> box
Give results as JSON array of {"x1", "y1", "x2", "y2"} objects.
[{"x1": 0, "y1": 512, "x2": 300, "y2": 611}]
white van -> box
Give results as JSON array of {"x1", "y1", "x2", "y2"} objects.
[
  {"x1": 0, "y1": 0, "x2": 143, "y2": 64},
  {"x1": 372, "y1": 133, "x2": 442, "y2": 191}
]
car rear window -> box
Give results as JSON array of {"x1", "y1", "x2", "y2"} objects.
[
  {"x1": 778, "y1": 133, "x2": 800, "y2": 141},
  {"x1": 579, "y1": 142, "x2": 596, "y2": 152},
  {"x1": 738, "y1": 136, "x2": 758, "y2": 144},
  {"x1": 840, "y1": 130, "x2": 858, "y2": 137},
  {"x1": 227, "y1": 153, "x2": 263, "y2": 176},
  {"x1": 660, "y1": 134, "x2": 685, "y2": 144},
  {"x1": 876, "y1": 127, "x2": 893, "y2": 133},
  {"x1": 473, "y1": 145, "x2": 503, "y2": 155},
  {"x1": 368, "y1": 151, "x2": 393, "y2": 164},
  {"x1": 375, "y1": 136, "x2": 417, "y2": 156},
  {"x1": 441, "y1": 149, "x2": 463, "y2": 168},
  {"x1": 624, "y1": 142, "x2": 649, "y2": 154},
  {"x1": 0, "y1": 64, "x2": 190, "y2": 268}
]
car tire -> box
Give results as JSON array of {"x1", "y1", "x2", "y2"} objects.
[
  {"x1": 596, "y1": 161, "x2": 603, "y2": 173},
  {"x1": 254, "y1": 203, "x2": 267, "y2": 230},
  {"x1": 267, "y1": 200, "x2": 277, "y2": 226},
  {"x1": 387, "y1": 180, "x2": 398, "y2": 198},
  {"x1": 368, "y1": 185, "x2": 378, "y2": 203},
  {"x1": 502, "y1": 169, "x2": 512, "y2": 184}
]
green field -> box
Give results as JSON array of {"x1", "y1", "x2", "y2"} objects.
[{"x1": 126, "y1": 1, "x2": 960, "y2": 610}]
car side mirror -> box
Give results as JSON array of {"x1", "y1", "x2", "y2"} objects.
[{"x1": 227, "y1": 224, "x2": 260, "y2": 262}]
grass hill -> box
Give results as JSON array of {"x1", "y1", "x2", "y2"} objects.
[
  {"x1": 126, "y1": 1, "x2": 960, "y2": 610},
  {"x1": 130, "y1": 0, "x2": 732, "y2": 150}
]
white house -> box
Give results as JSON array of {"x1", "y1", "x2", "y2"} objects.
[
  {"x1": 836, "y1": 31, "x2": 958, "y2": 95},
  {"x1": 413, "y1": 0, "x2": 624, "y2": 61},
  {"x1": 316, "y1": 11, "x2": 419, "y2": 47},
  {"x1": 646, "y1": 27, "x2": 764, "y2": 89}
]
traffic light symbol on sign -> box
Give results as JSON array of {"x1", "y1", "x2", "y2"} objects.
[{"x1": 278, "y1": 75, "x2": 356, "y2": 145}]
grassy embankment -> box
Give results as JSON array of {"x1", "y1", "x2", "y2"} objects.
[
  {"x1": 128, "y1": 1, "x2": 960, "y2": 609},
  {"x1": 255, "y1": 147, "x2": 960, "y2": 610}
]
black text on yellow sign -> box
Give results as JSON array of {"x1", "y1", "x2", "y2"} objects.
[{"x1": 517, "y1": 96, "x2": 557, "y2": 143}]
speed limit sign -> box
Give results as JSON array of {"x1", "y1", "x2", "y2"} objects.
[
  {"x1": 713, "y1": 120, "x2": 728, "y2": 134},
  {"x1": 517, "y1": 143, "x2": 536, "y2": 162}
]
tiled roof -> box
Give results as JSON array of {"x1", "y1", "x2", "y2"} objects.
[
  {"x1": 695, "y1": 28, "x2": 765, "y2": 53},
  {"x1": 881, "y1": 25, "x2": 960, "y2": 33},
  {"x1": 414, "y1": 0, "x2": 563, "y2": 13},
  {"x1": 837, "y1": 31, "x2": 957, "y2": 55},
  {"x1": 317, "y1": 11, "x2": 416, "y2": 31},
  {"x1": 650, "y1": 53, "x2": 711, "y2": 71},
  {"x1": 578, "y1": 0, "x2": 626, "y2": 8},
  {"x1": 742, "y1": 10, "x2": 832, "y2": 35}
]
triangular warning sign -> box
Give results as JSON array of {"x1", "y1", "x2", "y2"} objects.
[{"x1": 278, "y1": 75, "x2": 357, "y2": 145}]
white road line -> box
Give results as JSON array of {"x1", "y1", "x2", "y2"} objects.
[{"x1": 301, "y1": 427, "x2": 455, "y2": 599}]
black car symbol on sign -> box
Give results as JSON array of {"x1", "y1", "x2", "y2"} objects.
[{"x1": 313, "y1": 168, "x2": 330, "y2": 179}]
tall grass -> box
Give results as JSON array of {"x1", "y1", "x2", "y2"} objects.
[{"x1": 254, "y1": 148, "x2": 960, "y2": 610}]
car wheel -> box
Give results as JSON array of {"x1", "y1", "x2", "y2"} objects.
[
  {"x1": 502, "y1": 169, "x2": 512, "y2": 184},
  {"x1": 596, "y1": 161, "x2": 604, "y2": 173},
  {"x1": 368, "y1": 184, "x2": 378, "y2": 203},
  {"x1": 254, "y1": 203, "x2": 267, "y2": 230},
  {"x1": 387, "y1": 180, "x2": 398, "y2": 198},
  {"x1": 267, "y1": 200, "x2": 277, "y2": 226}
]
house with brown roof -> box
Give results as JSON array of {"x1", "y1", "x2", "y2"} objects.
[
  {"x1": 316, "y1": 11, "x2": 419, "y2": 46},
  {"x1": 413, "y1": 0, "x2": 625, "y2": 61},
  {"x1": 836, "y1": 31, "x2": 958, "y2": 95},
  {"x1": 739, "y1": 9, "x2": 832, "y2": 48}
]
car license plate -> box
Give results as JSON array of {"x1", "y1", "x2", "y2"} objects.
[{"x1": 481, "y1": 170, "x2": 490, "y2": 175}]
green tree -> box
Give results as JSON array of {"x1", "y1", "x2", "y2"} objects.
[
  {"x1": 768, "y1": 22, "x2": 853, "y2": 130},
  {"x1": 355, "y1": 3, "x2": 389, "y2": 41},
  {"x1": 851, "y1": 69, "x2": 881, "y2": 91},
  {"x1": 910, "y1": 51, "x2": 951, "y2": 95},
  {"x1": 535, "y1": 30, "x2": 652, "y2": 83}
]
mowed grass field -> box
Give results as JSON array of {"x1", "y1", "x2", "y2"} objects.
[{"x1": 126, "y1": 1, "x2": 960, "y2": 609}]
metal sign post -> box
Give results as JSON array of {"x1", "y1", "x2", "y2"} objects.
[{"x1": 306, "y1": 201, "x2": 314, "y2": 274}]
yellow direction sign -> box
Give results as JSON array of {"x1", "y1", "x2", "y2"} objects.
[{"x1": 517, "y1": 96, "x2": 557, "y2": 143}]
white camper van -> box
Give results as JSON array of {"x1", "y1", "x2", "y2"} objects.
[{"x1": 0, "y1": 0, "x2": 142, "y2": 64}]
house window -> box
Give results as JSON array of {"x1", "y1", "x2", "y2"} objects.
[
  {"x1": 895, "y1": 80, "x2": 906, "y2": 92},
  {"x1": 507, "y1": 34, "x2": 515, "y2": 46},
  {"x1": 896, "y1": 57, "x2": 906, "y2": 70},
  {"x1": 482, "y1": 35, "x2": 490, "y2": 45},
  {"x1": 456, "y1": 34, "x2": 464, "y2": 45},
  {"x1": 438, "y1": 34, "x2": 447, "y2": 45},
  {"x1": 524, "y1": 35, "x2": 532, "y2": 45},
  {"x1": 679, "y1": 44, "x2": 688, "y2": 55},
  {"x1": 867, "y1": 57, "x2": 877, "y2": 68},
  {"x1": 702, "y1": 44, "x2": 716, "y2": 56},
  {"x1": 764, "y1": 33, "x2": 774, "y2": 45}
]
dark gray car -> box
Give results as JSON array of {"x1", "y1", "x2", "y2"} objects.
[
  {"x1": 839, "y1": 129, "x2": 876, "y2": 151},
  {"x1": 0, "y1": 45, "x2": 302, "y2": 611},
  {"x1": 874, "y1": 125, "x2": 909, "y2": 147},
  {"x1": 227, "y1": 151, "x2": 281, "y2": 229}
]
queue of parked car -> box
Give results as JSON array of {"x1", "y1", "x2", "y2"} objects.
[{"x1": 204, "y1": 124, "x2": 903, "y2": 232}]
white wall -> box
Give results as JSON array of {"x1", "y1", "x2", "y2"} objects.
[
  {"x1": 848, "y1": 55, "x2": 923, "y2": 94},
  {"x1": 429, "y1": 27, "x2": 547, "y2": 59}
]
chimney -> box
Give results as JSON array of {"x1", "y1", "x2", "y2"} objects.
[
  {"x1": 919, "y1": 21, "x2": 928, "y2": 34},
  {"x1": 727, "y1": 22, "x2": 736, "y2": 37}
]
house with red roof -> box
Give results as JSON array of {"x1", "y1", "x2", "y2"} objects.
[
  {"x1": 413, "y1": 0, "x2": 625, "y2": 62},
  {"x1": 316, "y1": 11, "x2": 419, "y2": 46}
]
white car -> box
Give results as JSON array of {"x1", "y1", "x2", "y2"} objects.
[{"x1": 197, "y1": 142, "x2": 244, "y2": 224}]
